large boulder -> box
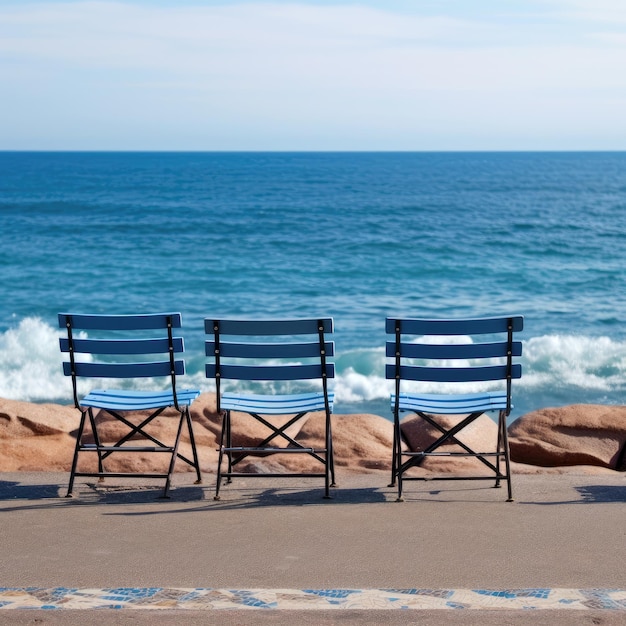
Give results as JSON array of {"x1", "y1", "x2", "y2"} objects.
[
  {"x1": 508, "y1": 404, "x2": 626, "y2": 470},
  {"x1": 298, "y1": 412, "x2": 396, "y2": 473}
]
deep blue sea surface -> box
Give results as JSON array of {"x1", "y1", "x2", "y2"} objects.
[{"x1": 1, "y1": 151, "x2": 626, "y2": 422}]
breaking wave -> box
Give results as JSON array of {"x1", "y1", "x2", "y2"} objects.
[{"x1": 2, "y1": 318, "x2": 626, "y2": 415}]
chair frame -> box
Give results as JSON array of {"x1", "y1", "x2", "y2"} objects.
[
  {"x1": 205, "y1": 318, "x2": 335, "y2": 499},
  {"x1": 59, "y1": 312, "x2": 202, "y2": 498},
  {"x1": 387, "y1": 316, "x2": 523, "y2": 502}
]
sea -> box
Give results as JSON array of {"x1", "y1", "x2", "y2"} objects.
[{"x1": 1, "y1": 151, "x2": 626, "y2": 423}]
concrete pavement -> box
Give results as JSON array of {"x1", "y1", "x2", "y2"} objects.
[{"x1": 1, "y1": 470, "x2": 625, "y2": 624}]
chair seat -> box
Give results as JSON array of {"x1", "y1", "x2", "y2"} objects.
[
  {"x1": 221, "y1": 391, "x2": 334, "y2": 415},
  {"x1": 392, "y1": 391, "x2": 509, "y2": 415},
  {"x1": 81, "y1": 389, "x2": 201, "y2": 411}
]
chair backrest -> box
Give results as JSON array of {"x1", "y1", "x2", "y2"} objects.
[
  {"x1": 385, "y1": 316, "x2": 523, "y2": 412},
  {"x1": 59, "y1": 313, "x2": 186, "y2": 408},
  {"x1": 204, "y1": 318, "x2": 335, "y2": 409}
]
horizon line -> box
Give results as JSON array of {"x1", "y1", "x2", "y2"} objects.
[{"x1": 2, "y1": 149, "x2": 626, "y2": 154}]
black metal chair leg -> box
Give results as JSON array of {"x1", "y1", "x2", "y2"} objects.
[
  {"x1": 396, "y1": 469, "x2": 404, "y2": 502},
  {"x1": 323, "y1": 411, "x2": 333, "y2": 497},
  {"x1": 501, "y1": 415, "x2": 514, "y2": 502},
  {"x1": 389, "y1": 416, "x2": 400, "y2": 488},
  {"x1": 184, "y1": 407, "x2": 202, "y2": 484},
  {"x1": 160, "y1": 408, "x2": 188, "y2": 499},
  {"x1": 494, "y1": 411, "x2": 504, "y2": 489},
  {"x1": 66, "y1": 409, "x2": 88, "y2": 498},
  {"x1": 87, "y1": 407, "x2": 105, "y2": 481}
]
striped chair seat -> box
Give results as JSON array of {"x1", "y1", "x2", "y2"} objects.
[
  {"x1": 392, "y1": 392, "x2": 509, "y2": 415},
  {"x1": 221, "y1": 391, "x2": 334, "y2": 415},
  {"x1": 82, "y1": 389, "x2": 200, "y2": 411}
]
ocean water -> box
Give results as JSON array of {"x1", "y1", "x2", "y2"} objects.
[{"x1": 1, "y1": 151, "x2": 626, "y2": 422}]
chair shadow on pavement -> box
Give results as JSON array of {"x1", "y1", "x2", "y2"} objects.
[
  {"x1": 0, "y1": 479, "x2": 206, "y2": 510},
  {"x1": 0, "y1": 474, "x2": 389, "y2": 513},
  {"x1": 0, "y1": 480, "x2": 61, "y2": 500},
  {"x1": 520, "y1": 484, "x2": 626, "y2": 505},
  {"x1": 575, "y1": 484, "x2": 626, "y2": 503},
  {"x1": 208, "y1": 485, "x2": 389, "y2": 510},
  {"x1": 96, "y1": 484, "x2": 390, "y2": 517},
  {"x1": 6, "y1": 477, "x2": 623, "y2": 511}
]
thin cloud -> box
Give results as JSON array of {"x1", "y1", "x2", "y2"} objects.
[{"x1": 545, "y1": 0, "x2": 626, "y2": 23}]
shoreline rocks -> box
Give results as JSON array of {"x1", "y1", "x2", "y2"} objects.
[{"x1": 1, "y1": 395, "x2": 625, "y2": 475}]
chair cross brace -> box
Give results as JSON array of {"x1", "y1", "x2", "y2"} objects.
[
  {"x1": 67, "y1": 402, "x2": 200, "y2": 498},
  {"x1": 397, "y1": 411, "x2": 505, "y2": 477},
  {"x1": 92, "y1": 406, "x2": 200, "y2": 470},
  {"x1": 393, "y1": 408, "x2": 511, "y2": 502},
  {"x1": 218, "y1": 409, "x2": 328, "y2": 474}
]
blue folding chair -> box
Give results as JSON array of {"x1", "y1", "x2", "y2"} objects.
[
  {"x1": 59, "y1": 313, "x2": 202, "y2": 498},
  {"x1": 386, "y1": 316, "x2": 523, "y2": 502},
  {"x1": 205, "y1": 318, "x2": 335, "y2": 499}
]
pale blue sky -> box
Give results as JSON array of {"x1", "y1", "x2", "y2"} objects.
[{"x1": 1, "y1": 0, "x2": 625, "y2": 150}]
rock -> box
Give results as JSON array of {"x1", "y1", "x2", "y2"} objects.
[
  {"x1": 297, "y1": 412, "x2": 396, "y2": 473},
  {"x1": 508, "y1": 404, "x2": 626, "y2": 470},
  {"x1": 0, "y1": 398, "x2": 77, "y2": 471},
  {"x1": 0, "y1": 398, "x2": 76, "y2": 437}
]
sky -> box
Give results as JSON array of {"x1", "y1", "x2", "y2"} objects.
[{"x1": 1, "y1": 0, "x2": 626, "y2": 151}]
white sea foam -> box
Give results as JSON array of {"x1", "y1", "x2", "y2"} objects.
[
  {"x1": 520, "y1": 334, "x2": 626, "y2": 391},
  {"x1": 2, "y1": 318, "x2": 626, "y2": 407},
  {"x1": 330, "y1": 334, "x2": 626, "y2": 404},
  {"x1": 0, "y1": 317, "x2": 211, "y2": 402},
  {"x1": 0, "y1": 317, "x2": 73, "y2": 402}
]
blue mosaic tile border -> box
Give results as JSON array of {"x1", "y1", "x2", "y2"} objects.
[{"x1": 1, "y1": 588, "x2": 625, "y2": 610}]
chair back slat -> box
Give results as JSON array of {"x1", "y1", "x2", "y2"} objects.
[
  {"x1": 59, "y1": 313, "x2": 182, "y2": 331},
  {"x1": 385, "y1": 340, "x2": 522, "y2": 360},
  {"x1": 385, "y1": 316, "x2": 523, "y2": 335},
  {"x1": 60, "y1": 337, "x2": 184, "y2": 355},
  {"x1": 205, "y1": 318, "x2": 333, "y2": 336},
  {"x1": 386, "y1": 363, "x2": 521, "y2": 383},
  {"x1": 64, "y1": 360, "x2": 185, "y2": 379},
  {"x1": 206, "y1": 363, "x2": 334, "y2": 382},
  {"x1": 205, "y1": 340, "x2": 334, "y2": 359}
]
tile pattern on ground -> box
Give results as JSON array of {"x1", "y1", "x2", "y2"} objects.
[{"x1": 1, "y1": 588, "x2": 626, "y2": 610}]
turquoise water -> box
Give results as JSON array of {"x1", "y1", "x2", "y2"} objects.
[{"x1": 1, "y1": 151, "x2": 626, "y2": 419}]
